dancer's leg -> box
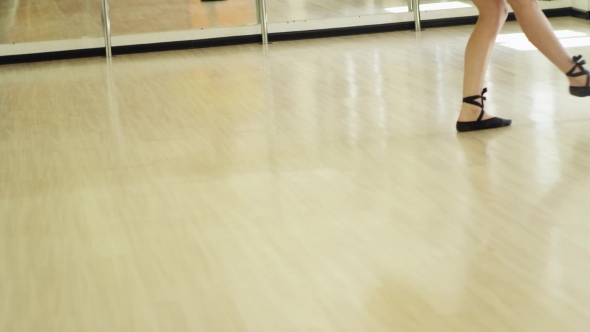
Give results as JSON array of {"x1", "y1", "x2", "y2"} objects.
[
  {"x1": 507, "y1": 0, "x2": 587, "y2": 87},
  {"x1": 458, "y1": 0, "x2": 509, "y2": 122}
]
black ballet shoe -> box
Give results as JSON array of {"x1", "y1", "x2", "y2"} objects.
[
  {"x1": 567, "y1": 55, "x2": 590, "y2": 97},
  {"x1": 456, "y1": 88, "x2": 512, "y2": 133}
]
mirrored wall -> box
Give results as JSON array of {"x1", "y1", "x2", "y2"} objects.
[
  {"x1": 264, "y1": 0, "x2": 474, "y2": 23},
  {"x1": 109, "y1": 0, "x2": 259, "y2": 36},
  {"x1": 0, "y1": 0, "x2": 103, "y2": 44},
  {"x1": 265, "y1": 0, "x2": 569, "y2": 25},
  {"x1": 266, "y1": 0, "x2": 415, "y2": 22}
]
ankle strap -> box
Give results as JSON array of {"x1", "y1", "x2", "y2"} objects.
[
  {"x1": 463, "y1": 87, "x2": 487, "y2": 109},
  {"x1": 566, "y1": 55, "x2": 587, "y2": 77}
]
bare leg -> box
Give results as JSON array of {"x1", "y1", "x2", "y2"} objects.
[
  {"x1": 458, "y1": 0, "x2": 509, "y2": 122},
  {"x1": 508, "y1": 0, "x2": 586, "y2": 86}
]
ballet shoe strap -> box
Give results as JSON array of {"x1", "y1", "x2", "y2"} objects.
[
  {"x1": 463, "y1": 88, "x2": 488, "y2": 121},
  {"x1": 477, "y1": 110, "x2": 485, "y2": 122},
  {"x1": 567, "y1": 55, "x2": 588, "y2": 78},
  {"x1": 567, "y1": 55, "x2": 590, "y2": 88}
]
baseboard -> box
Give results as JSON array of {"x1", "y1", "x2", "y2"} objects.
[
  {"x1": 1, "y1": 7, "x2": 588, "y2": 65},
  {"x1": 0, "y1": 47, "x2": 105, "y2": 65},
  {"x1": 571, "y1": 7, "x2": 590, "y2": 20},
  {"x1": 268, "y1": 21, "x2": 415, "y2": 42},
  {"x1": 111, "y1": 35, "x2": 261, "y2": 56}
]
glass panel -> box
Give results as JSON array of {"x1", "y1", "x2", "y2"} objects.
[
  {"x1": 416, "y1": 0, "x2": 565, "y2": 22},
  {"x1": 0, "y1": 0, "x2": 103, "y2": 44},
  {"x1": 109, "y1": 0, "x2": 258, "y2": 36},
  {"x1": 417, "y1": 0, "x2": 474, "y2": 12},
  {"x1": 267, "y1": 0, "x2": 414, "y2": 23}
]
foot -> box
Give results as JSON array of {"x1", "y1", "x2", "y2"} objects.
[
  {"x1": 566, "y1": 55, "x2": 590, "y2": 97},
  {"x1": 456, "y1": 88, "x2": 511, "y2": 132}
]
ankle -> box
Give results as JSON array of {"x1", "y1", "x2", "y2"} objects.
[
  {"x1": 460, "y1": 104, "x2": 482, "y2": 115},
  {"x1": 458, "y1": 105, "x2": 482, "y2": 122}
]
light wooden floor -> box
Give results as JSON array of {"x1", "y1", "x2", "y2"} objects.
[
  {"x1": 2, "y1": 17, "x2": 590, "y2": 331},
  {"x1": 0, "y1": 0, "x2": 464, "y2": 43}
]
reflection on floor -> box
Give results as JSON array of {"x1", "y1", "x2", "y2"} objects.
[
  {"x1": 0, "y1": 0, "x2": 468, "y2": 43},
  {"x1": 2, "y1": 17, "x2": 590, "y2": 332}
]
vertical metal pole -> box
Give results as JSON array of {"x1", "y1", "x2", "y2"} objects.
[
  {"x1": 408, "y1": 0, "x2": 413, "y2": 12},
  {"x1": 100, "y1": 0, "x2": 112, "y2": 58},
  {"x1": 412, "y1": 0, "x2": 421, "y2": 32},
  {"x1": 257, "y1": 0, "x2": 269, "y2": 45}
]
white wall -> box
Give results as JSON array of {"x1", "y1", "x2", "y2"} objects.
[{"x1": 572, "y1": 0, "x2": 590, "y2": 11}]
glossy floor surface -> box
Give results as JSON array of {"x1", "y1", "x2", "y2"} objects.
[
  {"x1": 2, "y1": 17, "x2": 590, "y2": 331},
  {"x1": 0, "y1": 0, "x2": 466, "y2": 43}
]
